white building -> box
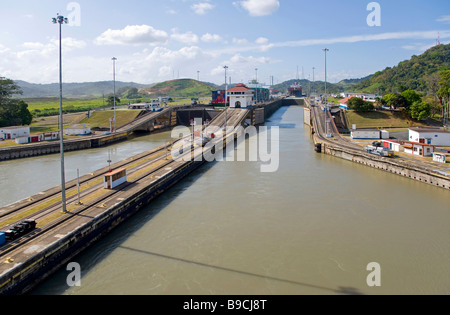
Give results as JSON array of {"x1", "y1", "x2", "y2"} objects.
[
  {"x1": 351, "y1": 129, "x2": 387, "y2": 140},
  {"x1": 0, "y1": 126, "x2": 30, "y2": 140},
  {"x1": 383, "y1": 140, "x2": 403, "y2": 152},
  {"x1": 227, "y1": 84, "x2": 254, "y2": 109},
  {"x1": 340, "y1": 93, "x2": 377, "y2": 102},
  {"x1": 65, "y1": 124, "x2": 91, "y2": 136},
  {"x1": 408, "y1": 128, "x2": 450, "y2": 146},
  {"x1": 402, "y1": 141, "x2": 435, "y2": 157}
]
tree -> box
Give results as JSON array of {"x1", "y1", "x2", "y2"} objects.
[
  {"x1": 0, "y1": 77, "x2": 32, "y2": 127},
  {"x1": 381, "y1": 93, "x2": 408, "y2": 109},
  {"x1": 410, "y1": 101, "x2": 431, "y2": 120},
  {"x1": 123, "y1": 87, "x2": 140, "y2": 99},
  {"x1": 401, "y1": 90, "x2": 422, "y2": 108},
  {"x1": 347, "y1": 97, "x2": 374, "y2": 111},
  {"x1": 437, "y1": 70, "x2": 450, "y2": 123},
  {"x1": 107, "y1": 96, "x2": 121, "y2": 107}
]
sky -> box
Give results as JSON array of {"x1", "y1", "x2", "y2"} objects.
[{"x1": 0, "y1": 0, "x2": 449, "y2": 86}]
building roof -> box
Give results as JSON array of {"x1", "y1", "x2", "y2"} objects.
[
  {"x1": 409, "y1": 127, "x2": 449, "y2": 134},
  {"x1": 383, "y1": 139, "x2": 402, "y2": 144},
  {"x1": 227, "y1": 83, "x2": 254, "y2": 93},
  {"x1": 339, "y1": 96, "x2": 352, "y2": 104},
  {"x1": 0, "y1": 126, "x2": 30, "y2": 130},
  {"x1": 402, "y1": 140, "x2": 435, "y2": 147}
]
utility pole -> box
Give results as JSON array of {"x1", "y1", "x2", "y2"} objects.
[
  {"x1": 112, "y1": 57, "x2": 117, "y2": 133},
  {"x1": 224, "y1": 66, "x2": 228, "y2": 129},
  {"x1": 52, "y1": 13, "x2": 68, "y2": 213}
]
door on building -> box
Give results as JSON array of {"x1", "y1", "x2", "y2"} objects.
[{"x1": 235, "y1": 101, "x2": 241, "y2": 108}]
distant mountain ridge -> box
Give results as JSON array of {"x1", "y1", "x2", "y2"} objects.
[
  {"x1": 15, "y1": 80, "x2": 149, "y2": 99},
  {"x1": 140, "y1": 79, "x2": 218, "y2": 97}
]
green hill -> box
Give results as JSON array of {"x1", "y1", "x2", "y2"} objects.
[
  {"x1": 140, "y1": 79, "x2": 217, "y2": 97},
  {"x1": 16, "y1": 80, "x2": 149, "y2": 99},
  {"x1": 354, "y1": 44, "x2": 450, "y2": 93}
]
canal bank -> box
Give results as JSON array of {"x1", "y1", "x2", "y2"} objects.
[{"x1": 304, "y1": 104, "x2": 450, "y2": 190}]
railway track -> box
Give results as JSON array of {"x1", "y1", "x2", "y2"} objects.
[{"x1": 0, "y1": 108, "x2": 249, "y2": 256}]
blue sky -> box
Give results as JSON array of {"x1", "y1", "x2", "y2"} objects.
[{"x1": 0, "y1": 0, "x2": 449, "y2": 86}]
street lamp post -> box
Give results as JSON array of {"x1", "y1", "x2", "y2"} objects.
[
  {"x1": 112, "y1": 57, "x2": 117, "y2": 133},
  {"x1": 224, "y1": 66, "x2": 228, "y2": 129},
  {"x1": 255, "y1": 68, "x2": 258, "y2": 104},
  {"x1": 323, "y1": 48, "x2": 330, "y2": 137},
  {"x1": 52, "y1": 14, "x2": 68, "y2": 213},
  {"x1": 323, "y1": 48, "x2": 329, "y2": 104},
  {"x1": 312, "y1": 67, "x2": 315, "y2": 96}
]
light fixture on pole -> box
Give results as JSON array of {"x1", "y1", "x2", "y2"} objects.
[
  {"x1": 52, "y1": 13, "x2": 68, "y2": 213},
  {"x1": 112, "y1": 57, "x2": 117, "y2": 133}
]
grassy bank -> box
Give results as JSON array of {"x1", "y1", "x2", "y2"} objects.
[
  {"x1": 345, "y1": 110, "x2": 430, "y2": 129},
  {"x1": 80, "y1": 110, "x2": 141, "y2": 129}
]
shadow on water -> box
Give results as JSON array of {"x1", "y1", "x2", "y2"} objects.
[{"x1": 117, "y1": 245, "x2": 364, "y2": 295}]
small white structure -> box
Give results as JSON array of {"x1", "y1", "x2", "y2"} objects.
[
  {"x1": 383, "y1": 140, "x2": 403, "y2": 152},
  {"x1": 351, "y1": 129, "x2": 382, "y2": 139},
  {"x1": 65, "y1": 124, "x2": 91, "y2": 136},
  {"x1": 340, "y1": 92, "x2": 377, "y2": 102},
  {"x1": 0, "y1": 126, "x2": 30, "y2": 140},
  {"x1": 433, "y1": 152, "x2": 447, "y2": 164},
  {"x1": 227, "y1": 84, "x2": 254, "y2": 109},
  {"x1": 408, "y1": 128, "x2": 450, "y2": 146},
  {"x1": 402, "y1": 141, "x2": 435, "y2": 157},
  {"x1": 15, "y1": 131, "x2": 59, "y2": 144},
  {"x1": 104, "y1": 168, "x2": 127, "y2": 189}
]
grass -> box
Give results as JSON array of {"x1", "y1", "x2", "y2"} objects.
[
  {"x1": 80, "y1": 110, "x2": 140, "y2": 129},
  {"x1": 345, "y1": 110, "x2": 430, "y2": 129}
]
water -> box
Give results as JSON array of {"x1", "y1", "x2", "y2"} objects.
[{"x1": 2, "y1": 106, "x2": 449, "y2": 295}]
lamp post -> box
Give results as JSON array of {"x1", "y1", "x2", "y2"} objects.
[
  {"x1": 323, "y1": 48, "x2": 330, "y2": 137},
  {"x1": 224, "y1": 66, "x2": 228, "y2": 129},
  {"x1": 323, "y1": 48, "x2": 329, "y2": 104},
  {"x1": 112, "y1": 57, "x2": 117, "y2": 133},
  {"x1": 52, "y1": 14, "x2": 68, "y2": 213},
  {"x1": 255, "y1": 68, "x2": 258, "y2": 104},
  {"x1": 312, "y1": 67, "x2": 315, "y2": 95}
]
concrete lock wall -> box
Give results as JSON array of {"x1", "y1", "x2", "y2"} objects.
[{"x1": 323, "y1": 144, "x2": 450, "y2": 190}]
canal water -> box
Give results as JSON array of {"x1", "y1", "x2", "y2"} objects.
[{"x1": 1, "y1": 106, "x2": 449, "y2": 295}]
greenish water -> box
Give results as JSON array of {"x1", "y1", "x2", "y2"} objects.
[{"x1": 2, "y1": 106, "x2": 448, "y2": 295}]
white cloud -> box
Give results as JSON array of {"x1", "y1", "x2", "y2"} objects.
[
  {"x1": 229, "y1": 53, "x2": 272, "y2": 65},
  {"x1": 437, "y1": 15, "x2": 450, "y2": 24},
  {"x1": 233, "y1": 38, "x2": 249, "y2": 45},
  {"x1": 191, "y1": 2, "x2": 214, "y2": 15},
  {"x1": 235, "y1": 0, "x2": 280, "y2": 16},
  {"x1": 95, "y1": 25, "x2": 169, "y2": 46},
  {"x1": 255, "y1": 37, "x2": 269, "y2": 45},
  {"x1": 273, "y1": 30, "x2": 450, "y2": 48},
  {"x1": 201, "y1": 33, "x2": 223, "y2": 43},
  {"x1": 402, "y1": 43, "x2": 436, "y2": 51},
  {"x1": 171, "y1": 30, "x2": 199, "y2": 45}
]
